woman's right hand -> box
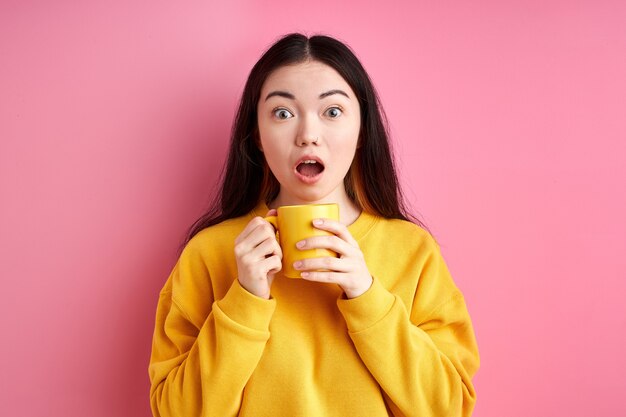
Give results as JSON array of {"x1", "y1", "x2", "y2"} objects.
[{"x1": 234, "y1": 210, "x2": 282, "y2": 299}]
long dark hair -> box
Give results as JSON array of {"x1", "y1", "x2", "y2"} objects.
[{"x1": 184, "y1": 33, "x2": 427, "y2": 245}]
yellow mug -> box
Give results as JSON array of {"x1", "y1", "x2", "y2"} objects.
[{"x1": 265, "y1": 203, "x2": 340, "y2": 278}]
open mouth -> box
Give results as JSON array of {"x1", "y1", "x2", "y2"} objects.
[{"x1": 296, "y1": 159, "x2": 325, "y2": 177}]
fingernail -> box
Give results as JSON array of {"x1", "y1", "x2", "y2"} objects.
[
  {"x1": 313, "y1": 219, "x2": 323, "y2": 226},
  {"x1": 293, "y1": 261, "x2": 302, "y2": 269},
  {"x1": 296, "y1": 240, "x2": 306, "y2": 248},
  {"x1": 300, "y1": 272, "x2": 310, "y2": 278}
]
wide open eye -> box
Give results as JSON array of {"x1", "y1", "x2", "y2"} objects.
[
  {"x1": 325, "y1": 107, "x2": 343, "y2": 118},
  {"x1": 273, "y1": 108, "x2": 294, "y2": 120}
]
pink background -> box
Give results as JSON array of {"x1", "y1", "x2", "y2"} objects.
[{"x1": 1, "y1": 1, "x2": 625, "y2": 416}]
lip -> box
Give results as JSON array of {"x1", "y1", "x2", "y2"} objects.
[{"x1": 293, "y1": 154, "x2": 325, "y2": 184}]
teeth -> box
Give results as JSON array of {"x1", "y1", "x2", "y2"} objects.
[{"x1": 302, "y1": 160, "x2": 317, "y2": 164}]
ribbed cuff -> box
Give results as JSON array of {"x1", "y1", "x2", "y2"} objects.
[
  {"x1": 336, "y1": 276, "x2": 396, "y2": 333},
  {"x1": 216, "y1": 279, "x2": 277, "y2": 332}
]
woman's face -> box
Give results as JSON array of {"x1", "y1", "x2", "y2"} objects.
[{"x1": 257, "y1": 60, "x2": 361, "y2": 205}]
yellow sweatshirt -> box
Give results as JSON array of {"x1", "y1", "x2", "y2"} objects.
[{"x1": 149, "y1": 202, "x2": 480, "y2": 417}]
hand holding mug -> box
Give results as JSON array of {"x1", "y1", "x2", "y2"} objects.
[
  {"x1": 293, "y1": 217, "x2": 373, "y2": 299},
  {"x1": 234, "y1": 209, "x2": 282, "y2": 299},
  {"x1": 265, "y1": 203, "x2": 340, "y2": 278}
]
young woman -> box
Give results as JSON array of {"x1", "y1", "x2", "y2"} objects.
[{"x1": 149, "y1": 33, "x2": 480, "y2": 417}]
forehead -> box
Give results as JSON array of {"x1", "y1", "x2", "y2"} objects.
[{"x1": 261, "y1": 61, "x2": 356, "y2": 99}]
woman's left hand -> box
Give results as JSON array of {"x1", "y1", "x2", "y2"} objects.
[{"x1": 293, "y1": 218, "x2": 373, "y2": 299}]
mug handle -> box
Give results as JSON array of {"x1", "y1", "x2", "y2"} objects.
[
  {"x1": 265, "y1": 216, "x2": 279, "y2": 240},
  {"x1": 265, "y1": 215, "x2": 277, "y2": 229}
]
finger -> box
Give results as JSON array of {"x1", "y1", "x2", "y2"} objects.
[
  {"x1": 235, "y1": 221, "x2": 278, "y2": 258},
  {"x1": 262, "y1": 254, "x2": 282, "y2": 275},
  {"x1": 244, "y1": 220, "x2": 278, "y2": 249},
  {"x1": 293, "y1": 256, "x2": 348, "y2": 273},
  {"x1": 299, "y1": 270, "x2": 345, "y2": 285},
  {"x1": 258, "y1": 236, "x2": 283, "y2": 259},
  {"x1": 297, "y1": 235, "x2": 356, "y2": 257},
  {"x1": 249, "y1": 235, "x2": 282, "y2": 260},
  {"x1": 236, "y1": 216, "x2": 270, "y2": 244},
  {"x1": 311, "y1": 218, "x2": 359, "y2": 247}
]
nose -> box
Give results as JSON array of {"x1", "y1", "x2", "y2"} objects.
[
  {"x1": 295, "y1": 114, "x2": 320, "y2": 146},
  {"x1": 297, "y1": 135, "x2": 319, "y2": 146}
]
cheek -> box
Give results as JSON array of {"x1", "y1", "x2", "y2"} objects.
[
  {"x1": 257, "y1": 124, "x2": 278, "y2": 152},
  {"x1": 335, "y1": 124, "x2": 361, "y2": 150},
  {"x1": 258, "y1": 135, "x2": 287, "y2": 167},
  {"x1": 258, "y1": 120, "x2": 294, "y2": 146}
]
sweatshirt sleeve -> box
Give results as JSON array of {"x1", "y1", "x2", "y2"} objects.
[
  {"x1": 148, "y1": 244, "x2": 277, "y2": 417},
  {"x1": 336, "y1": 240, "x2": 480, "y2": 417}
]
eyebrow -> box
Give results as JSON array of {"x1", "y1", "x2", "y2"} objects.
[{"x1": 264, "y1": 89, "x2": 350, "y2": 101}]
